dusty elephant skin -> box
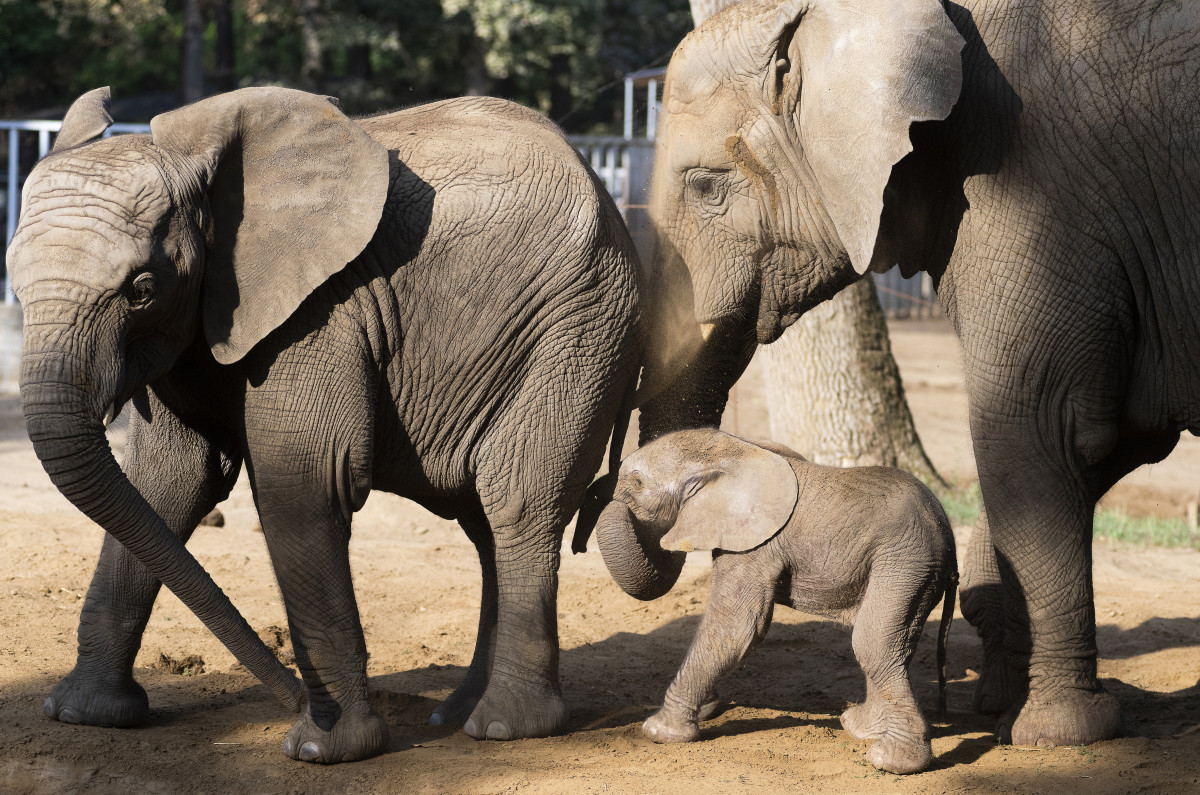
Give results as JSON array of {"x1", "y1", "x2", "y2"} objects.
[
  {"x1": 641, "y1": 0, "x2": 1200, "y2": 749},
  {"x1": 8, "y1": 86, "x2": 652, "y2": 763},
  {"x1": 589, "y1": 428, "x2": 957, "y2": 774}
]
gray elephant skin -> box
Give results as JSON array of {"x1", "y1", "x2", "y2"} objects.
[
  {"x1": 637, "y1": 0, "x2": 1200, "y2": 748},
  {"x1": 7, "y1": 86, "x2": 653, "y2": 763},
  {"x1": 591, "y1": 429, "x2": 956, "y2": 774}
]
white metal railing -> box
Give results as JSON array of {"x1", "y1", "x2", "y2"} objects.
[{"x1": 1, "y1": 120, "x2": 151, "y2": 304}]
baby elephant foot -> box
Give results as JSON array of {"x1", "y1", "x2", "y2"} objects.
[
  {"x1": 865, "y1": 733, "x2": 934, "y2": 775},
  {"x1": 44, "y1": 670, "x2": 149, "y2": 728},
  {"x1": 643, "y1": 708, "x2": 699, "y2": 743},
  {"x1": 1001, "y1": 687, "x2": 1121, "y2": 747},
  {"x1": 842, "y1": 702, "x2": 933, "y2": 774},
  {"x1": 462, "y1": 676, "x2": 568, "y2": 740},
  {"x1": 281, "y1": 701, "x2": 390, "y2": 764}
]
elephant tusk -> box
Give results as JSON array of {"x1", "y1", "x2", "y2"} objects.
[{"x1": 700, "y1": 323, "x2": 715, "y2": 341}]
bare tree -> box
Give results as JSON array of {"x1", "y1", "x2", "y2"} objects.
[
  {"x1": 687, "y1": 0, "x2": 943, "y2": 486},
  {"x1": 181, "y1": 0, "x2": 205, "y2": 103}
]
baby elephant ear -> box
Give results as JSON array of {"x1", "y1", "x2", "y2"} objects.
[{"x1": 660, "y1": 443, "x2": 798, "y2": 553}]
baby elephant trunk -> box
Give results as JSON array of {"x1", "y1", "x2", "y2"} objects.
[{"x1": 596, "y1": 500, "x2": 686, "y2": 601}]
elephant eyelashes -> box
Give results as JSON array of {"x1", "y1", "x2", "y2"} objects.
[{"x1": 130, "y1": 273, "x2": 157, "y2": 305}]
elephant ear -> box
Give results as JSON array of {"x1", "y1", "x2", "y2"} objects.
[
  {"x1": 764, "y1": 0, "x2": 964, "y2": 273},
  {"x1": 151, "y1": 87, "x2": 390, "y2": 364},
  {"x1": 52, "y1": 87, "x2": 114, "y2": 153},
  {"x1": 660, "y1": 442, "x2": 798, "y2": 553}
]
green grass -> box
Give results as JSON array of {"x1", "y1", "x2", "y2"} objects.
[{"x1": 931, "y1": 482, "x2": 1200, "y2": 551}]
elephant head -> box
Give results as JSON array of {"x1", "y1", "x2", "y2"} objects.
[
  {"x1": 597, "y1": 428, "x2": 798, "y2": 599},
  {"x1": 7, "y1": 86, "x2": 390, "y2": 704},
  {"x1": 648, "y1": 0, "x2": 964, "y2": 345}
]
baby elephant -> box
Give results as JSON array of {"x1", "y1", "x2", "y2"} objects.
[{"x1": 590, "y1": 428, "x2": 957, "y2": 774}]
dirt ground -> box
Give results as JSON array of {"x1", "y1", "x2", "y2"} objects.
[{"x1": 2, "y1": 319, "x2": 1198, "y2": 794}]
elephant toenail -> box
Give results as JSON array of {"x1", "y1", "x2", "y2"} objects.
[
  {"x1": 298, "y1": 741, "x2": 322, "y2": 762},
  {"x1": 43, "y1": 698, "x2": 55, "y2": 718},
  {"x1": 281, "y1": 736, "x2": 295, "y2": 756},
  {"x1": 485, "y1": 721, "x2": 511, "y2": 740},
  {"x1": 463, "y1": 717, "x2": 479, "y2": 737},
  {"x1": 429, "y1": 711, "x2": 444, "y2": 727},
  {"x1": 58, "y1": 708, "x2": 80, "y2": 724}
]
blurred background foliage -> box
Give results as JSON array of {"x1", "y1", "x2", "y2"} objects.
[{"x1": 0, "y1": 0, "x2": 692, "y2": 131}]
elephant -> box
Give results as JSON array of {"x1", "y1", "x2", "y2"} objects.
[
  {"x1": 588, "y1": 428, "x2": 956, "y2": 774},
  {"x1": 7, "y1": 85, "x2": 664, "y2": 763},
  {"x1": 635, "y1": 0, "x2": 1200, "y2": 748}
]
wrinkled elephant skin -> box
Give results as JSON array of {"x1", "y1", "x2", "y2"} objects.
[
  {"x1": 10, "y1": 87, "x2": 650, "y2": 763},
  {"x1": 645, "y1": 0, "x2": 1200, "y2": 746}
]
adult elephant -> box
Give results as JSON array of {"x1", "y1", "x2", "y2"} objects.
[
  {"x1": 9, "y1": 86, "x2": 678, "y2": 762},
  {"x1": 635, "y1": 0, "x2": 1200, "y2": 747}
]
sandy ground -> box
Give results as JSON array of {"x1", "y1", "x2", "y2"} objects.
[{"x1": 2, "y1": 318, "x2": 1198, "y2": 794}]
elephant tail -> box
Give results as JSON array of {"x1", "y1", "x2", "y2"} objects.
[
  {"x1": 571, "y1": 373, "x2": 637, "y2": 554},
  {"x1": 936, "y1": 571, "x2": 958, "y2": 715}
]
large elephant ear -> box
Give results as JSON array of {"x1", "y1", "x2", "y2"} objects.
[
  {"x1": 763, "y1": 0, "x2": 964, "y2": 273},
  {"x1": 660, "y1": 441, "x2": 798, "y2": 553},
  {"x1": 52, "y1": 87, "x2": 114, "y2": 153},
  {"x1": 151, "y1": 87, "x2": 390, "y2": 364}
]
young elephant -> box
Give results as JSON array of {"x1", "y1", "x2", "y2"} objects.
[{"x1": 590, "y1": 428, "x2": 957, "y2": 775}]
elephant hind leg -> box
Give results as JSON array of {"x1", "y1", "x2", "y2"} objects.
[
  {"x1": 840, "y1": 567, "x2": 937, "y2": 775},
  {"x1": 960, "y1": 506, "x2": 1027, "y2": 715},
  {"x1": 430, "y1": 510, "x2": 497, "y2": 728},
  {"x1": 46, "y1": 390, "x2": 240, "y2": 728}
]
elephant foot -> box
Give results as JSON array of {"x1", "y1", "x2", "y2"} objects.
[
  {"x1": 281, "y1": 700, "x2": 389, "y2": 764},
  {"x1": 972, "y1": 656, "x2": 1027, "y2": 715},
  {"x1": 430, "y1": 671, "x2": 487, "y2": 728},
  {"x1": 864, "y1": 732, "x2": 934, "y2": 775},
  {"x1": 44, "y1": 670, "x2": 149, "y2": 728},
  {"x1": 1000, "y1": 686, "x2": 1121, "y2": 747},
  {"x1": 841, "y1": 700, "x2": 932, "y2": 774},
  {"x1": 462, "y1": 676, "x2": 568, "y2": 740},
  {"x1": 643, "y1": 708, "x2": 699, "y2": 743}
]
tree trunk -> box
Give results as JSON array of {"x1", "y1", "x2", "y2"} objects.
[
  {"x1": 759, "y1": 278, "x2": 944, "y2": 486},
  {"x1": 688, "y1": 0, "x2": 943, "y2": 488},
  {"x1": 213, "y1": 0, "x2": 235, "y2": 93},
  {"x1": 301, "y1": 0, "x2": 323, "y2": 88},
  {"x1": 181, "y1": 0, "x2": 205, "y2": 104}
]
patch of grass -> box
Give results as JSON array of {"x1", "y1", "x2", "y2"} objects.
[
  {"x1": 931, "y1": 482, "x2": 1200, "y2": 551},
  {"x1": 1091, "y1": 508, "x2": 1199, "y2": 550},
  {"x1": 933, "y1": 481, "x2": 982, "y2": 527}
]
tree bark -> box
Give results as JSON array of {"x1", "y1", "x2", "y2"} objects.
[
  {"x1": 181, "y1": 0, "x2": 205, "y2": 104},
  {"x1": 688, "y1": 0, "x2": 943, "y2": 488}
]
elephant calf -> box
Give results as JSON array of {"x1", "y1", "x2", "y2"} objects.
[{"x1": 591, "y1": 429, "x2": 957, "y2": 775}]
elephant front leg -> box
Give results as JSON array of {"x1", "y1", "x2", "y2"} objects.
[
  {"x1": 976, "y1": 437, "x2": 1121, "y2": 747},
  {"x1": 257, "y1": 494, "x2": 389, "y2": 763},
  {"x1": 460, "y1": 507, "x2": 569, "y2": 741},
  {"x1": 45, "y1": 393, "x2": 240, "y2": 728},
  {"x1": 960, "y1": 506, "x2": 1027, "y2": 714},
  {"x1": 644, "y1": 556, "x2": 776, "y2": 743}
]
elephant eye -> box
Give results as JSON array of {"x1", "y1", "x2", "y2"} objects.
[
  {"x1": 685, "y1": 170, "x2": 729, "y2": 207},
  {"x1": 130, "y1": 272, "x2": 157, "y2": 305}
]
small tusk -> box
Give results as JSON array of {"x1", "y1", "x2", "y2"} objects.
[
  {"x1": 102, "y1": 403, "x2": 116, "y2": 428},
  {"x1": 700, "y1": 323, "x2": 715, "y2": 341}
]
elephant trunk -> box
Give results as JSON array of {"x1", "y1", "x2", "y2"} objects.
[
  {"x1": 20, "y1": 326, "x2": 303, "y2": 712},
  {"x1": 637, "y1": 314, "x2": 760, "y2": 445},
  {"x1": 595, "y1": 500, "x2": 685, "y2": 600}
]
